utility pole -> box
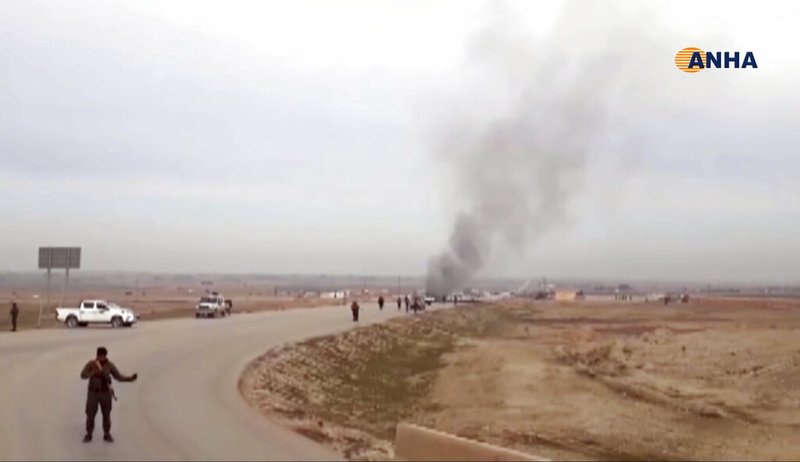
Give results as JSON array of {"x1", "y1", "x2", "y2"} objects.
[
  {"x1": 38, "y1": 267, "x2": 51, "y2": 329},
  {"x1": 59, "y1": 267, "x2": 70, "y2": 308}
]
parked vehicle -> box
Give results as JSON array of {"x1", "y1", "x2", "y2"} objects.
[
  {"x1": 56, "y1": 300, "x2": 138, "y2": 328},
  {"x1": 195, "y1": 293, "x2": 229, "y2": 318}
]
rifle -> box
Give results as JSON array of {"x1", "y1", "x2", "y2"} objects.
[{"x1": 95, "y1": 360, "x2": 118, "y2": 401}]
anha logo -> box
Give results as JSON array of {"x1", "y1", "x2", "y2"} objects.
[{"x1": 675, "y1": 47, "x2": 757, "y2": 73}]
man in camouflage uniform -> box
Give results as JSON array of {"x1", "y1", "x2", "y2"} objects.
[{"x1": 80, "y1": 347, "x2": 138, "y2": 443}]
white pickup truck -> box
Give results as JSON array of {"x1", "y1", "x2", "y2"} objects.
[
  {"x1": 195, "y1": 293, "x2": 231, "y2": 318},
  {"x1": 56, "y1": 299, "x2": 138, "y2": 328}
]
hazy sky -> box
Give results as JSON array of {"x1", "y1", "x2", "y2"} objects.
[{"x1": 1, "y1": 0, "x2": 798, "y2": 283}]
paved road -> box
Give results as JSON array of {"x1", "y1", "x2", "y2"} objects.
[{"x1": 0, "y1": 303, "x2": 415, "y2": 461}]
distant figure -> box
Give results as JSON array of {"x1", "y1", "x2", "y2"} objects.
[
  {"x1": 225, "y1": 299, "x2": 233, "y2": 316},
  {"x1": 80, "y1": 347, "x2": 138, "y2": 443},
  {"x1": 404, "y1": 295, "x2": 410, "y2": 312},
  {"x1": 396, "y1": 297, "x2": 402, "y2": 310},
  {"x1": 378, "y1": 296, "x2": 384, "y2": 310},
  {"x1": 350, "y1": 301, "x2": 360, "y2": 322},
  {"x1": 453, "y1": 295, "x2": 458, "y2": 306},
  {"x1": 10, "y1": 302, "x2": 19, "y2": 332},
  {"x1": 411, "y1": 297, "x2": 421, "y2": 314}
]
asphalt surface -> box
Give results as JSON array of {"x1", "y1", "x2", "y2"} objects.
[{"x1": 0, "y1": 303, "x2": 415, "y2": 461}]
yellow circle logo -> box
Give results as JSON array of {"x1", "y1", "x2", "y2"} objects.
[{"x1": 675, "y1": 47, "x2": 704, "y2": 73}]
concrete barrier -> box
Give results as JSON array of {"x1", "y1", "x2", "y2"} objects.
[{"x1": 394, "y1": 423, "x2": 549, "y2": 461}]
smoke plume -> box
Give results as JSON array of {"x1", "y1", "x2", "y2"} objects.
[{"x1": 426, "y1": 1, "x2": 640, "y2": 296}]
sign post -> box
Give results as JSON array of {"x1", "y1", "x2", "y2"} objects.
[{"x1": 38, "y1": 247, "x2": 81, "y2": 328}]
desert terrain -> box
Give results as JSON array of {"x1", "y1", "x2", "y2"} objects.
[
  {"x1": 241, "y1": 297, "x2": 800, "y2": 460},
  {"x1": 0, "y1": 273, "x2": 379, "y2": 330},
  {"x1": 0, "y1": 287, "x2": 343, "y2": 330}
]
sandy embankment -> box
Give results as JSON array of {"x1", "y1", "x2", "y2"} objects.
[{"x1": 241, "y1": 299, "x2": 800, "y2": 461}]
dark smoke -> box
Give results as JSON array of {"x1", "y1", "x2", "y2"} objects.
[{"x1": 426, "y1": 1, "x2": 639, "y2": 297}]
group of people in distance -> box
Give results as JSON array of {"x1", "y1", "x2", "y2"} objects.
[{"x1": 349, "y1": 294, "x2": 425, "y2": 322}]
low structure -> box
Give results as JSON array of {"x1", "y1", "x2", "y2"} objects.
[
  {"x1": 321, "y1": 290, "x2": 349, "y2": 299},
  {"x1": 554, "y1": 290, "x2": 585, "y2": 301}
]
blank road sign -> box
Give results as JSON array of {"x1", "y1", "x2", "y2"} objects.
[{"x1": 38, "y1": 247, "x2": 81, "y2": 269}]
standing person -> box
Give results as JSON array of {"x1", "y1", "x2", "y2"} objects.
[
  {"x1": 350, "y1": 301, "x2": 360, "y2": 322},
  {"x1": 404, "y1": 295, "x2": 410, "y2": 312},
  {"x1": 396, "y1": 296, "x2": 402, "y2": 310},
  {"x1": 80, "y1": 347, "x2": 138, "y2": 443},
  {"x1": 378, "y1": 296, "x2": 384, "y2": 310},
  {"x1": 10, "y1": 302, "x2": 19, "y2": 332}
]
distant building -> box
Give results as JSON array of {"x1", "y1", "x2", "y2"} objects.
[
  {"x1": 554, "y1": 290, "x2": 585, "y2": 301},
  {"x1": 321, "y1": 290, "x2": 349, "y2": 299}
]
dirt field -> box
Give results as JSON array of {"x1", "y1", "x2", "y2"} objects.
[
  {"x1": 0, "y1": 286, "x2": 352, "y2": 331},
  {"x1": 240, "y1": 298, "x2": 800, "y2": 460}
]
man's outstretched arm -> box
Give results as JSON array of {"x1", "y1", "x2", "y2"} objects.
[{"x1": 109, "y1": 362, "x2": 138, "y2": 382}]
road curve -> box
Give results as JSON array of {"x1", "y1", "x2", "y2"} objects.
[{"x1": 0, "y1": 304, "x2": 410, "y2": 461}]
